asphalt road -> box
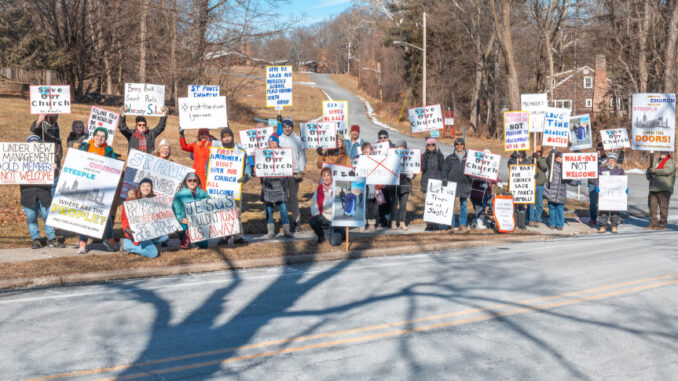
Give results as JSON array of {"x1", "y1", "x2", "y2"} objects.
[{"x1": 1, "y1": 229, "x2": 677, "y2": 380}]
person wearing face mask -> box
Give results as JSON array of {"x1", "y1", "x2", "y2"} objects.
[
  {"x1": 594, "y1": 153, "x2": 625, "y2": 233},
  {"x1": 118, "y1": 106, "x2": 168, "y2": 154},
  {"x1": 645, "y1": 151, "x2": 675, "y2": 230},
  {"x1": 179, "y1": 127, "x2": 213, "y2": 190},
  {"x1": 120, "y1": 178, "x2": 169, "y2": 257},
  {"x1": 172, "y1": 173, "x2": 211, "y2": 249},
  {"x1": 587, "y1": 142, "x2": 625, "y2": 225},
  {"x1": 67, "y1": 120, "x2": 87, "y2": 148}
]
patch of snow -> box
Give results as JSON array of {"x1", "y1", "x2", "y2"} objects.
[
  {"x1": 567, "y1": 190, "x2": 589, "y2": 202},
  {"x1": 625, "y1": 168, "x2": 646, "y2": 174},
  {"x1": 297, "y1": 81, "x2": 317, "y2": 87},
  {"x1": 356, "y1": 95, "x2": 397, "y2": 132},
  {"x1": 321, "y1": 89, "x2": 333, "y2": 101}
]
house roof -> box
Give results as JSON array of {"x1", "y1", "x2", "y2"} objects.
[{"x1": 546, "y1": 65, "x2": 610, "y2": 93}]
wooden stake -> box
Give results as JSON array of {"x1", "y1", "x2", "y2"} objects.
[
  {"x1": 345, "y1": 226, "x2": 349, "y2": 252},
  {"x1": 549, "y1": 149, "x2": 556, "y2": 182}
]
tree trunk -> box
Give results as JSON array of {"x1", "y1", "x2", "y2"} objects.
[
  {"x1": 139, "y1": 0, "x2": 149, "y2": 82},
  {"x1": 168, "y1": 0, "x2": 179, "y2": 106},
  {"x1": 491, "y1": 0, "x2": 520, "y2": 110},
  {"x1": 638, "y1": 0, "x2": 651, "y2": 93},
  {"x1": 196, "y1": 0, "x2": 209, "y2": 81},
  {"x1": 664, "y1": 0, "x2": 678, "y2": 92}
]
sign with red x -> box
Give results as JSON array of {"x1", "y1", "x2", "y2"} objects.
[{"x1": 355, "y1": 154, "x2": 401, "y2": 185}]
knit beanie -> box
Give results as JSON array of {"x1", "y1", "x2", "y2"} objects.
[
  {"x1": 350, "y1": 124, "x2": 360, "y2": 133},
  {"x1": 135, "y1": 116, "x2": 147, "y2": 124},
  {"x1": 26, "y1": 135, "x2": 42, "y2": 143},
  {"x1": 93, "y1": 127, "x2": 108, "y2": 140},
  {"x1": 221, "y1": 127, "x2": 234, "y2": 138},
  {"x1": 269, "y1": 134, "x2": 280, "y2": 144},
  {"x1": 425, "y1": 138, "x2": 436, "y2": 146},
  {"x1": 282, "y1": 118, "x2": 294, "y2": 128}
]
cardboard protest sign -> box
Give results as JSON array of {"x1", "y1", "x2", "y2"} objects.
[
  {"x1": 388, "y1": 148, "x2": 421, "y2": 175},
  {"x1": 599, "y1": 175, "x2": 628, "y2": 211},
  {"x1": 86, "y1": 106, "x2": 119, "y2": 147},
  {"x1": 631, "y1": 93, "x2": 676, "y2": 151},
  {"x1": 0, "y1": 143, "x2": 54, "y2": 185},
  {"x1": 124, "y1": 83, "x2": 165, "y2": 116},
  {"x1": 355, "y1": 154, "x2": 401, "y2": 185},
  {"x1": 521, "y1": 93, "x2": 547, "y2": 132},
  {"x1": 301, "y1": 122, "x2": 337, "y2": 149},
  {"x1": 30, "y1": 85, "x2": 71, "y2": 114},
  {"x1": 123, "y1": 195, "x2": 182, "y2": 242},
  {"x1": 423, "y1": 179, "x2": 457, "y2": 226},
  {"x1": 542, "y1": 107, "x2": 570, "y2": 147},
  {"x1": 185, "y1": 196, "x2": 241, "y2": 242},
  {"x1": 178, "y1": 96, "x2": 228, "y2": 129},
  {"x1": 323, "y1": 101, "x2": 348, "y2": 135},
  {"x1": 493, "y1": 195, "x2": 515, "y2": 233},
  {"x1": 322, "y1": 163, "x2": 354, "y2": 181},
  {"x1": 266, "y1": 65, "x2": 293, "y2": 108},
  {"x1": 600, "y1": 128, "x2": 631, "y2": 150},
  {"x1": 206, "y1": 147, "x2": 244, "y2": 201},
  {"x1": 464, "y1": 149, "x2": 501, "y2": 181},
  {"x1": 331, "y1": 177, "x2": 366, "y2": 227},
  {"x1": 46, "y1": 149, "x2": 123, "y2": 238},
  {"x1": 239, "y1": 126, "x2": 274, "y2": 156},
  {"x1": 254, "y1": 148, "x2": 293, "y2": 177},
  {"x1": 408, "y1": 104, "x2": 444, "y2": 133},
  {"x1": 569, "y1": 114, "x2": 593, "y2": 150},
  {"x1": 371, "y1": 142, "x2": 389, "y2": 156},
  {"x1": 562, "y1": 153, "x2": 598, "y2": 180},
  {"x1": 121, "y1": 149, "x2": 194, "y2": 201},
  {"x1": 509, "y1": 165, "x2": 536, "y2": 204},
  {"x1": 504, "y1": 111, "x2": 530, "y2": 151},
  {"x1": 188, "y1": 85, "x2": 219, "y2": 98}
]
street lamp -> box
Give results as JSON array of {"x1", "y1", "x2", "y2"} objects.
[{"x1": 392, "y1": 12, "x2": 426, "y2": 107}]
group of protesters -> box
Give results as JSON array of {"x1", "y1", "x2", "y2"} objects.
[{"x1": 21, "y1": 110, "x2": 675, "y2": 258}]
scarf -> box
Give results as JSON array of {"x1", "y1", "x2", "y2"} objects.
[
  {"x1": 656, "y1": 155, "x2": 671, "y2": 169},
  {"x1": 316, "y1": 183, "x2": 330, "y2": 213},
  {"x1": 134, "y1": 130, "x2": 148, "y2": 152},
  {"x1": 87, "y1": 140, "x2": 108, "y2": 156}
]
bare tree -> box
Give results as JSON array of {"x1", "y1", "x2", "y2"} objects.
[{"x1": 490, "y1": 0, "x2": 520, "y2": 110}]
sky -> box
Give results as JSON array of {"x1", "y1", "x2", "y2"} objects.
[{"x1": 278, "y1": 0, "x2": 354, "y2": 25}]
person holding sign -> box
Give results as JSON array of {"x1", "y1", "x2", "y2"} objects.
[
  {"x1": 278, "y1": 118, "x2": 306, "y2": 232},
  {"x1": 442, "y1": 138, "x2": 472, "y2": 232},
  {"x1": 179, "y1": 127, "x2": 213, "y2": 190},
  {"x1": 118, "y1": 106, "x2": 168, "y2": 154},
  {"x1": 508, "y1": 151, "x2": 530, "y2": 229},
  {"x1": 593, "y1": 153, "x2": 625, "y2": 233},
  {"x1": 316, "y1": 134, "x2": 351, "y2": 168},
  {"x1": 309, "y1": 167, "x2": 335, "y2": 244},
  {"x1": 152, "y1": 139, "x2": 173, "y2": 161},
  {"x1": 359, "y1": 143, "x2": 379, "y2": 232},
  {"x1": 421, "y1": 138, "x2": 445, "y2": 231},
  {"x1": 30, "y1": 114, "x2": 63, "y2": 189},
  {"x1": 587, "y1": 142, "x2": 625, "y2": 225},
  {"x1": 66, "y1": 120, "x2": 87, "y2": 148},
  {"x1": 172, "y1": 173, "x2": 210, "y2": 249},
  {"x1": 120, "y1": 178, "x2": 169, "y2": 257},
  {"x1": 259, "y1": 135, "x2": 294, "y2": 239},
  {"x1": 645, "y1": 152, "x2": 675, "y2": 230},
  {"x1": 529, "y1": 146, "x2": 549, "y2": 226},
  {"x1": 544, "y1": 150, "x2": 578, "y2": 230},
  {"x1": 395, "y1": 141, "x2": 415, "y2": 230},
  {"x1": 345, "y1": 125, "x2": 364, "y2": 159}
]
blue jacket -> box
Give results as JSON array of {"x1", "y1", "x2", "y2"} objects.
[
  {"x1": 172, "y1": 186, "x2": 210, "y2": 223},
  {"x1": 345, "y1": 138, "x2": 364, "y2": 159}
]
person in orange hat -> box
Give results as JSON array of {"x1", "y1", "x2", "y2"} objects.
[{"x1": 179, "y1": 126, "x2": 213, "y2": 189}]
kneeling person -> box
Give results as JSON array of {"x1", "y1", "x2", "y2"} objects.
[
  {"x1": 120, "y1": 178, "x2": 169, "y2": 257},
  {"x1": 309, "y1": 167, "x2": 345, "y2": 245}
]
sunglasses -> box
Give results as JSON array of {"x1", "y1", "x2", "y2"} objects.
[
  {"x1": 455, "y1": 142, "x2": 464, "y2": 146},
  {"x1": 136, "y1": 123, "x2": 147, "y2": 127},
  {"x1": 426, "y1": 143, "x2": 436, "y2": 146},
  {"x1": 187, "y1": 179, "x2": 198, "y2": 183},
  {"x1": 379, "y1": 136, "x2": 388, "y2": 140}
]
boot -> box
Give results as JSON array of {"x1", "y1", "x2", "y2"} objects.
[
  {"x1": 294, "y1": 219, "x2": 302, "y2": 232},
  {"x1": 283, "y1": 224, "x2": 294, "y2": 238},
  {"x1": 400, "y1": 222, "x2": 407, "y2": 231},
  {"x1": 368, "y1": 219, "x2": 376, "y2": 232},
  {"x1": 391, "y1": 221, "x2": 397, "y2": 230},
  {"x1": 265, "y1": 223, "x2": 276, "y2": 239},
  {"x1": 598, "y1": 226, "x2": 606, "y2": 233},
  {"x1": 611, "y1": 226, "x2": 618, "y2": 234}
]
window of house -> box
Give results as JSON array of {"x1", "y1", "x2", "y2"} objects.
[
  {"x1": 552, "y1": 100, "x2": 572, "y2": 109},
  {"x1": 586, "y1": 99, "x2": 593, "y2": 108},
  {"x1": 584, "y1": 76, "x2": 593, "y2": 88}
]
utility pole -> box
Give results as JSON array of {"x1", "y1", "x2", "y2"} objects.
[{"x1": 423, "y1": 11, "x2": 427, "y2": 107}]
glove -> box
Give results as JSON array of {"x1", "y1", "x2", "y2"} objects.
[
  {"x1": 277, "y1": 114, "x2": 283, "y2": 122},
  {"x1": 625, "y1": 188, "x2": 629, "y2": 194},
  {"x1": 316, "y1": 147, "x2": 324, "y2": 155},
  {"x1": 294, "y1": 171, "x2": 304, "y2": 182},
  {"x1": 237, "y1": 174, "x2": 249, "y2": 183},
  {"x1": 442, "y1": 180, "x2": 449, "y2": 187},
  {"x1": 532, "y1": 152, "x2": 539, "y2": 159},
  {"x1": 178, "y1": 126, "x2": 184, "y2": 137},
  {"x1": 497, "y1": 182, "x2": 503, "y2": 189},
  {"x1": 596, "y1": 187, "x2": 600, "y2": 193},
  {"x1": 317, "y1": 214, "x2": 330, "y2": 228},
  {"x1": 161, "y1": 106, "x2": 168, "y2": 116},
  {"x1": 124, "y1": 228, "x2": 134, "y2": 236},
  {"x1": 406, "y1": 173, "x2": 414, "y2": 179},
  {"x1": 120, "y1": 106, "x2": 126, "y2": 114}
]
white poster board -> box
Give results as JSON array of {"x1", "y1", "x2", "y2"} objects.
[
  {"x1": 631, "y1": 93, "x2": 676, "y2": 151},
  {"x1": 322, "y1": 101, "x2": 348, "y2": 135},
  {"x1": 600, "y1": 128, "x2": 631, "y2": 150},
  {"x1": 355, "y1": 154, "x2": 401, "y2": 185},
  {"x1": 599, "y1": 175, "x2": 628, "y2": 211},
  {"x1": 493, "y1": 196, "x2": 516, "y2": 233},
  {"x1": 464, "y1": 149, "x2": 501, "y2": 181},
  {"x1": 388, "y1": 148, "x2": 421, "y2": 175},
  {"x1": 504, "y1": 111, "x2": 530, "y2": 151},
  {"x1": 123, "y1": 195, "x2": 182, "y2": 242},
  {"x1": 408, "y1": 104, "x2": 444, "y2": 133},
  {"x1": 188, "y1": 85, "x2": 219, "y2": 98},
  {"x1": 86, "y1": 106, "x2": 119, "y2": 147},
  {"x1": 423, "y1": 179, "x2": 457, "y2": 226},
  {"x1": 30, "y1": 85, "x2": 71, "y2": 114},
  {"x1": 185, "y1": 197, "x2": 241, "y2": 242},
  {"x1": 300, "y1": 122, "x2": 337, "y2": 149},
  {"x1": 266, "y1": 65, "x2": 293, "y2": 108},
  {"x1": 371, "y1": 142, "x2": 389, "y2": 156},
  {"x1": 46, "y1": 149, "x2": 123, "y2": 238},
  {"x1": 239, "y1": 126, "x2": 274, "y2": 156},
  {"x1": 178, "y1": 96, "x2": 228, "y2": 129},
  {"x1": 254, "y1": 148, "x2": 294, "y2": 177},
  {"x1": 0, "y1": 143, "x2": 55, "y2": 185},
  {"x1": 521, "y1": 93, "x2": 547, "y2": 132},
  {"x1": 124, "y1": 83, "x2": 165, "y2": 116},
  {"x1": 569, "y1": 114, "x2": 593, "y2": 150},
  {"x1": 331, "y1": 177, "x2": 366, "y2": 227},
  {"x1": 562, "y1": 153, "x2": 598, "y2": 180},
  {"x1": 206, "y1": 147, "x2": 245, "y2": 201},
  {"x1": 542, "y1": 107, "x2": 570, "y2": 147},
  {"x1": 509, "y1": 165, "x2": 536, "y2": 204},
  {"x1": 121, "y1": 149, "x2": 194, "y2": 200},
  {"x1": 322, "y1": 163, "x2": 354, "y2": 181}
]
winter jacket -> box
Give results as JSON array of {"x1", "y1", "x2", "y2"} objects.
[
  {"x1": 180, "y1": 137, "x2": 212, "y2": 189},
  {"x1": 30, "y1": 120, "x2": 63, "y2": 170},
  {"x1": 534, "y1": 156, "x2": 549, "y2": 186},
  {"x1": 208, "y1": 142, "x2": 253, "y2": 178},
  {"x1": 311, "y1": 184, "x2": 333, "y2": 221},
  {"x1": 79, "y1": 140, "x2": 116, "y2": 158},
  {"x1": 20, "y1": 184, "x2": 52, "y2": 209},
  {"x1": 508, "y1": 152, "x2": 530, "y2": 167},
  {"x1": 317, "y1": 149, "x2": 351, "y2": 168},
  {"x1": 593, "y1": 165, "x2": 625, "y2": 187},
  {"x1": 544, "y1": 155, "x2": 577, "y2": 205},
  {"x1": 172, "y1": 186, "x2": 210, "y2": 223},
  {"x1": 442, "y1": 150, "x2": 472, "y2": 198},
  {"x1": 66, "y1": 132, "x2": 87, "y2": 148},
  {"x1": 345, "y1": 138, "x2": 364, "y2": 159},
  {"x1": 278, "y1": 132, "x2": 306, "y2": 173},
  {"x1": 260, "y1": 177, "x2": 288, "y2": 203},
  {"x1": 647, "y1": 156, "x2": 676, "y2": 193},
  {"x1": 118, "y1": 115, "x2": 167, "y2": 153},
  {"x1": 589, "y1": 150, "x2": 625, "y2": 185},
  {"x1": 420, "y1": 149, "x2": 445, "y2": 192},
  {"x1": 398, "y1": 173, "x2": 414, "y2": 195}
]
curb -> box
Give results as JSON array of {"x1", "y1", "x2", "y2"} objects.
[{"x1": 0, "y1": 234, "x2": 553, "y2": 291}]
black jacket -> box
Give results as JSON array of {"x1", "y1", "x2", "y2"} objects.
[
  {"x1": 20, "y1": 184, "x2": 52, "y2": 209},
  {"x1": 420, "y1": 149, "x2": 445, "y2": 192},
  {"x1": 30, "y1": 120, "x2": 63, "y2": 170},
  {"x1": 442, "y1": 150, "x2": 472, "y2": 198},
  {"x1": 118, "y1": 115, "x2": 167, "y2": 153}
]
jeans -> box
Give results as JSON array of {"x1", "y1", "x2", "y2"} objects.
[
  {"x1": 548, "y1": 202, "x2": 565, "y2": 228},
  {"x1": 285, "y1": 179, "x2": 300, "y2": 224},
  {"x1": 80, "y1": 216, "x2": 113, "y2": 243},
  {"x1": 24, "y1": 200, "x2": 56, "y2": 241},
  {"x1": 453, "y1": 197, "x2": 468, "y2": 228},
  {"x1": 599, "y1": 211, "x2": 621, "y2": 227},
  {"x1": 529, "y1": 185, "x2": 545, "y2": 223},
  {"x1": 266, "y1": 202, "x2": 289, "y2": 225},
  {"x1": 124, "y1": 235, "x2": 168, "y2": 258},
  {"x1": 178, "y1": 223, "x2": 209, "y2": 248},
  {"x1": 396, "y1": 192, "x2": 409, "y2": 224},
  {"x1": 588, "y1": 184, "x2": 599, "y2": 223}
]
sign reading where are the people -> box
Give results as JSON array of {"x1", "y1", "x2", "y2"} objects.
[
  {"x1": 254, "y1": 148, "x2": 294, "y2": 177},
  {"x1": 509, "y1": 164, "x2": 536, "y2": 204},
  {"x1": 562, "y1": 153, "x2": 598, "y2": 180},
  {"x1": 124, "y1": 83, "x2": 165, "y2": 116},
  {"x1": 599, "y1": 175, "x2": 628, "y2": 211},
  {"x1": 86, "y1": 106, "x2": 119, "y2": 147},
  {"x1": 206, "y1": 147, "x2": 245, "y2": 201},
  {"x1": 188, "y1": 85, "x2": 219, "y2": 98},
  {"x1": 408, "y1": 104, "x2": 444, "y2": 133},
  {"x1": 542, "y1": 107, "x2": 570, "y2": 147},
  {"x1": 46, "y1": 149, "x2": 124, "y2": 238},
  {"x1": 300, "y1": 122, "x2": 337, "y2": 149},
  {"x1": 464, "y1": 149, "x2": 501, "y2": 181},
  {"x1": 123, "y1": 195, "x2": 182, "y2": 242},
  {"x1": 121, "y1": 149, "x2": 194, "y2": 201},
  {"x1": 388, "y1": 148, "x2": 421, "y2": 175},
  {"x1": 631, "y1": 93, "x2": 676, "y2": 151},
  {"x1": 266, "y1": 65, "x2": 293, "y2": 108},
  {"x1": 322, "y1": 101, "x2": 348, "y2": 135},
  {"x1": 355, "y1": 154, "x2": 401, "y2": 185},
  {"x1": 521, "y1": 93, "x2": 547, "y2": 132},
  {"x1": 239, "y1": 126, "x2": 274, "y2": 156},
  {"x1": 30, "y1": 85, "x2": 71, "y2": 114},
  {"x1": 600, "y1": 128, "x2": 631, "y2": 150},
  {"x1": 0, "y1": 142, "x2": 55, "y2": 185},
  {"x1": 423, "y1": 179, "x2": 457, "y2": 226},
  {"x1": 504, "y1": 111, "x2": 530, "y2": 151},
  {"x1": 185, "y1": 196, "x2": 241, "y2": 242}
]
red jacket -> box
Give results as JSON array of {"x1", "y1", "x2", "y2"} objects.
[{"x1": 180, "y1": 137, "x2": 212, "y2": 189}]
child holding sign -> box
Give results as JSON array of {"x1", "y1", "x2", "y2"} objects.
[
  {"x1": 593, "y1": 153, "x2": 625, "y2": 233},
  {"x1": 121, "y1": 179, "x2": 169, "y2": 257}
]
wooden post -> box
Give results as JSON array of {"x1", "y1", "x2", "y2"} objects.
[
  {"x1": 549, "y1": 149, "x2": 556, "y2": 182},
  {"x1": 345, "y1": 226, "x2": 349, "y2": 252}
]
